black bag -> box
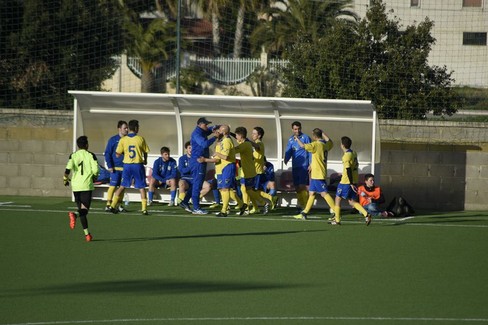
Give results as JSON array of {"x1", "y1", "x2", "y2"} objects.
[{"x1": 387, "y1": 196, "x2": 415, "y2": 218}]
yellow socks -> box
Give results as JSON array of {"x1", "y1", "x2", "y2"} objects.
[
  {"x1": 353, "y1": 202, "x2": 368, "y2": 217},
  {"x1": 106, "y1": 186, "x2": 116, "y2": 206},
  {"x1": 334, "y1": 206, "x2": 341, "y2": 223},
  {"x1": 230, "y1": 190, "x2": 243, "y2": 207},
  {"x1": 324, "y1": 193, "x2": 335, "y2": 210},
  {"x1": 303, "y1": 194, "x2": 315, "y2": 214},
  {"x1": 221, "y1": 190, "x2": 230, "y2": 213},
  {"x1": 297, "y1": 190, "x2": 309, "y2": 208},
  {"x1": 111, "y1": 195, "x2": 121, "y2": 209}
]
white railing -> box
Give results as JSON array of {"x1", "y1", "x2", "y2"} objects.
[{"x1": 127, "y1": 56, "x2": 288, "y2": 85}]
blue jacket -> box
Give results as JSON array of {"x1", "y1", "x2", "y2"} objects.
[
  {"x1": 152, "y1": 157, "x2": 177, "y2": 183},
  {"x1": 190, "y1": 126, "x2": 217, "y2": 164},
  {"x1": 104, "y1": 134, "x2": 124, "y2": 169},
  {"x1": 178, "y1": 154, "x2": 192, "y2": 179},
  {"x1": 264, "y1": 161, "x2": 275, "y2": 182},
  {"x1": 284, "y1": 132, "x2": 311, "y2": 169}
]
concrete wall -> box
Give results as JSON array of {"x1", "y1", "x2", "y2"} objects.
[{"x1": 1, "y1": 109, "x2": 487, "y2": 211}]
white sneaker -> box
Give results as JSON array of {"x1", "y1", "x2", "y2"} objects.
[{"x1": 192, "y1": 209, "x2": 209, "y2": 215}]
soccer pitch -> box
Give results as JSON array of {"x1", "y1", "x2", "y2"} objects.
[{"x1": 1, "y1": 196, "x2": 488, "y2": 325}]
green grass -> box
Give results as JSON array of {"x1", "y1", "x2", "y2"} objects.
[{"x1": 1, "y1": 196, "x2": 488, "y2": 325}]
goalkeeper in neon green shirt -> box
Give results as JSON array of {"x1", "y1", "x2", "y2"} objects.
[{"x1": 64, "y1": 135, "x2": 99, "y2": 242}]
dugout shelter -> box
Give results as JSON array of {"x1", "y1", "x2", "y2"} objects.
[{"x1": 69, "y1": 91, "x2": 380, "y2": 207}]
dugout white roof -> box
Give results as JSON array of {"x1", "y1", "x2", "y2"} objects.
[{"x1": 69, "y1": 91, "x2": 380, "y2": 175}]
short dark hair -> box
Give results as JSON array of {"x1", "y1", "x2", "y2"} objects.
[
  {"x1": 254, "y1": 126, "x2": 264, "y2": 139},
  {"x1": 77, "y1": 136, "x2": 88, "y2": 149},
  {"x1": 160, "y1": 146, "x2": 170, "y2": 154},
  {"x1": 364, "y1": 173, "x2": 374, "y2": 180},
  {"x1": 235, "y1": 126, "x2": 247, "y2": 138},
  {"x1": 292, "y1": 121, "x2": 301, "y2": 128},
  {"x1": 341, "y1": 136, "x2": 352, "y2": 149},
  {"x1": 128, "y1": 120, "x2": 139, "y2": 132},
  {"x1": 184, "y1": 141, "x2": 191, "y2": 149},
  {"x1": 312, "y1": 128, "x2": 322, "y2": 139},
  {"x1": 117, "y1": 120, "x2": 127, "y2": 128}
]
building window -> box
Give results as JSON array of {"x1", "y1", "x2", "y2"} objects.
[
  {"x1": 463, "y1": 32, "x2": 487, "y2": 45},
  {"x1": 463, "y1": 0, "x2": 482, "y2": 7},
  {"x1": 411, "y1": 0, "x2": 420, "y2": 7}
]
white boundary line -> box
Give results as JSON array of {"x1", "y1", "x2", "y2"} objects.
[
  {"x1": 3, "y1": 315, "x2": 488, "y2": 325},
  {"x1": 1, "y1": 207, "x2": 488, "y2": 228}
]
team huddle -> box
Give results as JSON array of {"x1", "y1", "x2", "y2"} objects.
[{"x1": 63, "y1": 117, "x2": 375, "y2": 242}]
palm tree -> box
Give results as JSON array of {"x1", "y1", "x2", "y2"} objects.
[
  {"x1": 123, "y1": 6, "x2": 177, "y2": 92},
  {"x1": 250, "y1": 0, "x2": 358, "y2": 58},
  {"x1": 197, "y1": 0, "x2": 230, "y2": 56},
  {"x1": 232, "y1": 0, "x2": 271, "y2": 58}
]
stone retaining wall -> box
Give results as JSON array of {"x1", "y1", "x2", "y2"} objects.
[{"x1": 1, "y1": 109, "x2": 487, "y2": 211}]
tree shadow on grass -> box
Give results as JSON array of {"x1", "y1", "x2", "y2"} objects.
[
  {"x1": 95, "y1": 229, "x2": 327, "y2": 243},
  {"x1": 1, "y1": 278, "x2": 312, "y2": 297}
]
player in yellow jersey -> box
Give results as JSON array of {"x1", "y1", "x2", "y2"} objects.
[
  {"x1": 293, "y1": 128, "x2": 335, "y2": 220},
  {"x1": 199, "y1": 125, "x2": 244, "y2": 217},
  {"x1": 109, "y1": 120, "x2": 150, "y2": 215},
  {"x1": 251, "y1": 127, "x2": 276, "y2": 213},
  {"x1": 233, "y1": 126, "x2": 262, "y2": 215},
  {"x1": 332, "y1": 136, "x2": 372, "y2": 226}
]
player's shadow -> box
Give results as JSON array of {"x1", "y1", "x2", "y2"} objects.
[
  {"x1": 96, "y1": 229, "x2": 327, "y2": 243},
  {"x1": 1, "y1": 278, "x2": 312, "y2": 297}
]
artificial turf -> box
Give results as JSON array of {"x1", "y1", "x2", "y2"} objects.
[{"x1": 1, "y1": 196, "x2": 487, "y2": 325}]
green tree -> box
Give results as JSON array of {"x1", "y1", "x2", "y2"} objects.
[
  {"x1": 282, "y1": 0, "x2": 462, "y2": 119},
  {"x1": 122, "y1": 5, "x2": 177, "y2": 93},
  {"x1": 0, "y1": 0, "x2": 23, "y2": 107},
  {"x1": 198, "y1": 0, "x2": 230, "y2": 56},
  {"x1": 250, "y1": 0, "x2": 358, "y2": 58},
  {"x1": 3, "y1": 0, "x2": 124, "y2": 109}
]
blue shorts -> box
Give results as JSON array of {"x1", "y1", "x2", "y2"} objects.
[
  {"x1": 254, "y1": 174, "x2": 266, "y2": 191},
  {"x1": 217, "y1": 164, "x2": 236, "y2": 189},
  {"x1": 240, "y1": 176, "x2": 256, "y2": 188},
  {"x1": 309, "y1": 179, "x2": 329, "y2": 193},
  {"x1": 121, "y1": 164, "x2": 147, "y2": 189},
  {"x1": 109, "y1": 170, "x2": 123, "y2": 187},
  {"x1": 336, "y1": 183, "x2": 358, "y2": 200},
  {"x1": 292, "y1": 167, "x2": 309, "y2": 187}
]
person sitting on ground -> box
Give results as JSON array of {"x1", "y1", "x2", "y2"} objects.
[{"x1": 357, "y1": 173, "x2": 391, "y2": 218}]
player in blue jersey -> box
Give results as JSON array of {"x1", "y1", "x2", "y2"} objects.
[
  {"x1": 177, "y1": 141, "x2": 218, "y2": 210},
  {"x1": 263, "y1": 157, "x2": 277, "y2": 207},
  {"x1": 148, "y1": 146, "x2": 178, "y2": 206},
  {"x1": 104, "y1": 120, "x2": 128, "y2": 212},
  {"x1": 179, "y1": 117, "x2": 219, "y2": 215},
  {"x1": 284, "y1": 121, "x2": 311, "y2": 210},
  {"x1": 64, "y1": 136, "x2": 99, "y2": 242}
]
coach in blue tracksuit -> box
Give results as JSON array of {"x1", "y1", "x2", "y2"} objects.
[{"x1": 180, "y1": 117, "x2": 218, "y2": 214}]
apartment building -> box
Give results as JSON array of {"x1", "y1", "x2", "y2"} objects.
[{"x1": 353, "y1": 0, "x2": 488, "y2": 87}]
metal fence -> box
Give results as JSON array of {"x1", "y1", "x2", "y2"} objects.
[{"x1": 127, "y1": 56, "x2": 288, "y2": 85}]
